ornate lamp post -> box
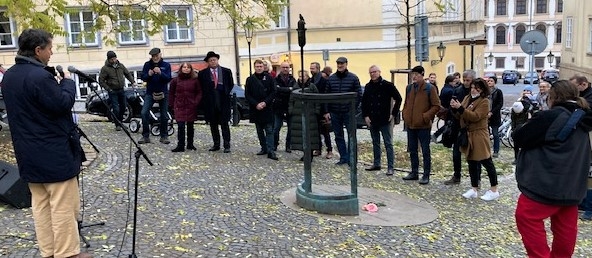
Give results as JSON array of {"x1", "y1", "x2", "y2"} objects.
[
  {"x1": 244, "y1": 21, "x2": 254, "y2": 75},
  {"x1": 430, "y1": 42, "x2": 446, "y2": 66},
  {"x1": 487, "y1": 52, "x2": 494, "y2": 66},
  {"x1": 546, "y1": 51, "x2": 555, "y2": 67}
]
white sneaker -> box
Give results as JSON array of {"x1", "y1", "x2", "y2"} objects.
[
  {"x1": 480, "y1": 190, "x2": 500, "y2": 201},
  {"x1": 462, "y1": 188, "x2": 478, "y2": 199}
]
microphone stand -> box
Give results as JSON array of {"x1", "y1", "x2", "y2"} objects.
[
  {"x1": 75, "y1": 123, "x2": 105, "y2": 248},
  {"x1": 81, "y1": 75, "x2": 153, "y2": 258}
]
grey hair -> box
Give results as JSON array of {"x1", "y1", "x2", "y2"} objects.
[
  {"x1": 463, "y1": 69, "x2": 476, "y2": 79},
  {"x1": 369, "y1": 65, "x2": 381, "y2": 72}
]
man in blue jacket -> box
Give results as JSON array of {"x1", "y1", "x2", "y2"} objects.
[
  {"x1": 139, "y1": 48, "x2": 172, "y2": 144},
  {"x1": 1, "y1": 29, "x2": 91, "y2": 258}
]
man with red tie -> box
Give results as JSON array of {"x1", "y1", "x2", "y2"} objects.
[{"x1": 198, "y1": 51, "x2": 235, "y2": 153}]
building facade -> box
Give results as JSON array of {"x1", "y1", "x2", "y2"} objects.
[
  {"x1": 560, "y1": 0, "x2": 592, "y2": 79},
  {"x1": 237, "y1": 0, "x2": 486, "y2": 89},
  {"x1": 0, "y1": 1, "x2": 237, "y2": 97},
  {"x1": 484, "y1": 0, "x2": 563, "y2": 76}
]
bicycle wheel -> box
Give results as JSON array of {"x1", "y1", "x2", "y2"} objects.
[{"x1": 150, "y1": 124, "x2": 160, "y2": 136}]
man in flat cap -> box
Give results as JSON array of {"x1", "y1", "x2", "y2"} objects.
[
  {"x1": 139, "y1": 47, "x2": 172, "y2": 144},
  {"x1": 198, "y1": 51, "x2": 235, "y2": 153},
  {"x1": 99, "y1": 50, "x2": 136, "y2": 131},
  {"x1": 322, "y1": 56, "x2": 362, "y2": 166}
]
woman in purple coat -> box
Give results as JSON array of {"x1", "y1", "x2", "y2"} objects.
[{"x1": 169, "y1": 62, "x2": 202, "y2": 152}]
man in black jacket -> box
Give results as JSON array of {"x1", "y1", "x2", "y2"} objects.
[
  {"x1": 310, "y1": 61, "x2": 333, "y2": 158},
  {"x1": 444, "y1": 69, "x2": 475, "y2": 185},
  {"x1": 362, "y1": 65, "x2": 402, "y2": 176},
  {"x1": 198, "y1": 51, "x2": 234, "y2": 153},
  {"x1": 487, "y1": 76, "x2": 503, "y2": 158},
  {"x1": 246, "y1": 60, "x2": 278, "y2": 160},
  {"x1": 272, "y1": 62, "x2": 296, "y2": 152},
  {"x1": 1, "y1": 29, "x2": 91, "y2": 258}
]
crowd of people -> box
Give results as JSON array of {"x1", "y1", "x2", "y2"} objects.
[{"x1": 1, "y1": 28, "x2": 591, "y2": 257}]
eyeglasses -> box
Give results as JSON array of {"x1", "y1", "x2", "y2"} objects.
[
  {"x1": 369, "y1": 71, "x2": 379, "y2": 74},
  {"x1": 281, "y1": 66, "x2": 290, "y2": 69}
]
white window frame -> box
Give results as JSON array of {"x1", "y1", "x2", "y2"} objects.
[
  {"x1": 589, "y1": 19, "x2": 592, "y2": 53},
  {"x1": 164, "y1": 6, "x2": 193, "y2": 43},
  {"x1": 273, "y1": 6, "x2": 288, "y2": 29},
  {"x1": 117, "y1": 9, "x2": 147, "y2": 45},
  {"x1": 66, "y1": 10, "x2": 99, "y2": 47},
  {"x1": 0, "y1": 10, "x2": 16, "y2": 48},
  {"x1": 566, "y1": 16, "x2": 573, "y2": 48},
  {"x1": 444, "y1": 0, "x2": 460, "y2": 21},
  {"x1": 447, "y1": 64, "x2": 455, "y2": 75}
]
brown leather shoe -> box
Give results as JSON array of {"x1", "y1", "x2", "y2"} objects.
[{"x1": 67, "y1": 253, "x2": 93, "y2": 258}]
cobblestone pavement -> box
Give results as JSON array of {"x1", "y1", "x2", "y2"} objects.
[{"x1": 1, "y1": 120, "x2": 591, "y2": 257}]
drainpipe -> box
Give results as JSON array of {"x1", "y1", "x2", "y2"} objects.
[
  {"x1": 232, "y1": 19, "x2": 241, "y2": 86},
  {"x1": 286, "y1": 0, "x2": 292, "y2": 59},
  {"x1": 463, "y1": 0, "x2": 467, "y2": 71}
]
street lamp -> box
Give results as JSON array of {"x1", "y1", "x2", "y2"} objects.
[
  {"x1": 487, "y1": 52, "x2": 494, "y2": 66},
  {"x1": 244, "y1": 21, "x2": 254, "y2": 75},
  {"x1": 546, "y1": 51, "x2": 555, "y2": 67},
  {"x1": 430, "y1": 42, "x2": 447, "y2": 66}
]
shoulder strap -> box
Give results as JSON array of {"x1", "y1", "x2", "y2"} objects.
[
  {"x1": 406, "y1": 83, "x2": 431, "y2": 103},
  {"x1": 556, "y1": 108, "x2": 585, "y2": 141}
]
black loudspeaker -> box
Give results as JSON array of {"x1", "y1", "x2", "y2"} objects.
[{"x1": 0, "y1": 161, "x2": 31, "y2": 208}]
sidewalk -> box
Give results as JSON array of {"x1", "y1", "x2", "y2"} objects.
[{"x1": 0, "y1": 120, "x2": 591, "y2": 257}]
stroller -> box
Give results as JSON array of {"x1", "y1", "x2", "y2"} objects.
[{"x1": 128, "y1": 91, "x2": 174, "y2": 136}]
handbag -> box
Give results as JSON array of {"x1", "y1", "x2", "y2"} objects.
[
  {"x1": 457, "y1": 127, "x2": 469, "y2": 147},
  {"x1": 152, "y1": 92, "x2": 165, "y2": 101}
]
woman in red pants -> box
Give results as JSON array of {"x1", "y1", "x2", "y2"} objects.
[{"x1": 513, "y1": 80, "x2": 592, "y2": 257}]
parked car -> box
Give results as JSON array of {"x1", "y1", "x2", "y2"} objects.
[
  {"x1": 504, "y1": 70, "x2": 522, "y2": 79},
  {"x1": 85, "y1": 87, "x2": 143, "y2": 122},
  {"x1": 523, "y1": 71, "x2": 540, "y2": 85},
  {"x1": 542, "y1": 69, "x2": 559, "y2": 83},
  {"x1": 502, "y1": 71, "x2": 519, "y2": 85}
]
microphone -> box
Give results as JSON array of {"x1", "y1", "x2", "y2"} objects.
[
  {"x1": 56, "y1": 65, "x2": 65, "y2": 78},
  {"x1": 68, "y1": 66, "x2": 97, "y2": 83}
]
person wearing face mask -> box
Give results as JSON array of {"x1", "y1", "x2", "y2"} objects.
[{"x1": 450, "y1": 78, "x2": 500, "y2": 201}]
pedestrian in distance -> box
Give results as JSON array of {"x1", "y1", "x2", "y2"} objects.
[
  {"x1": 198, "y1": 51, "x2": 235, "y2": 153},
  {"x1": 361, "y1": 65, "x2": 402, "y2": 176},
  {"x1": 169, "y1": 62, "x2": 202, "y2": 152},
  {"x1": 1, "y1": 28, "x2": 92, "y2": 258},
  {"x1": 401, "y1": 66, "x2": 441, "y2": 184},
  {"x1": 138, "y1": 47, "x2": 172, "y2": 144},
  {"x1": 450, "y1": 78, "x2": 500, "y2": 201},
  {"x1": 245, "y1": 60, "x2": 278, "y2": 160},
  {"x1": 487, "y1": 76, "x2": 503, "y2": 158},
  {"x1": 99, "y1": 50, "x2": 137, "y2": 131},
  {"x1": 513, "y1": 79, "x2": 592, "y2": 257}
]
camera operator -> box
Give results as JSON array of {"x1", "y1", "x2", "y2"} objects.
[{"x1": 0, "y1": 29, "x2": 91, "y2": 258}]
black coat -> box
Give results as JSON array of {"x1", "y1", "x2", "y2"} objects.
[
  {"x1": 514, "y1": 102, "x2": 592, "y2": 205},
  {"x1": 361, "y1": 77, "x2": 402, "y2": 127},
  {"x1": 289, "y1": 80, "x2": 320, "y2": 151},
  {"x1": 488, "y1": 87, "x2": 504, "y2": 126},
  {"x1": 1, "y1": 56, "x2": 82, "y2": 183},
  {"x1": 245, "y1": 73, "x2": 276, "y2": 124},
  {"x1": 273, "y1": 74, "x2": 297, "y2": 113},
  {"x1": 198, "y1": 66, "x2": 234, "y2": 122}
]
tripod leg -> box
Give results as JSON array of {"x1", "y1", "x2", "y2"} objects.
[{"x1": 78, "y1": 220, "x2": 106, "y2": 248}]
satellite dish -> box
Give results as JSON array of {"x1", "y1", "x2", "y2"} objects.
[{"x1": 520, "y1": 30, "x2": 548, "y2": 55}]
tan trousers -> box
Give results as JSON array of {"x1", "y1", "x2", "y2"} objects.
[{"x1": 29, "y1": 177, "x2": 81, "y2": 258}]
